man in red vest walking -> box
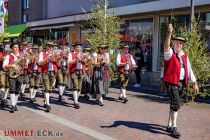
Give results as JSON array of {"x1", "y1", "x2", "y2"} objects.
[
  {"x1": 116, "y1": 45, "x2": 136, "y2": 103},
  {"x1": 164, "y1": 24, "x2": 199, "y2": 139}
]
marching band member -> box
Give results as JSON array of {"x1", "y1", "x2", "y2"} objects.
[
  {"x1": 68, "y1": 42, "x2": 86, "y2": 109},
  {"x1": 3, "y1": 43, "x2": 25, "y2": 113},
  {"x1": 116, "y1": 45, "x2": 136, "y2": 103},
  {"x1": 28, "y1": 45, "x2": 41, "y2": 103},
  {"x1": 57, "y1": 43, "x2": 69, "y2": 102},
  {"x1": 92, "y1": 44, "x2": 110, "y2": 106},
  {"x1": 38, "y1": 42, "x2": 58, "y2": 112},
  {"x1": 82, "y1": 46, "x2": 92, "y2": 100},
  {"x1": 0, "y1": 40, "x2": 10, "y2": 105},
  {"x1": 20, "y1": 41, "x2": 30, "y2": 97}
]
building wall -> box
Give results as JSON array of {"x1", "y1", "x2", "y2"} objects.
[
  {"x1": 47, "y1": 0, "x2": 158, "y2": 19},
  {"x1": 8, "y1": 0, "x2": 22, "y2": 25},
  {"x1": 28, "y1": 0, "x2": 47, "y2": 22}
]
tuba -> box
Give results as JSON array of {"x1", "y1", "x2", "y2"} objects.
[{"x1": 9, "y1": 53, "x2": 28, "y2": 78}]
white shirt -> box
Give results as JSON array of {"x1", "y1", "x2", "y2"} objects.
[
  {"x1": 116, "y1": 53, "x2": 136, "y2": 70},
  {"x1": 3, "y1": 52, "x2": 20, "y2": 70},
  {"x1": 164, "y1": 48, "x2": 196, "y2": 83}
]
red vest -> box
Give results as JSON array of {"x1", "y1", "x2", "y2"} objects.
[
  {"x1": 41, "y1": 52, "x2": 58, "y2": 73},
  {"x1": 164, "y1": 51, "x2": 188, "y2": 86},
  {"x1": 28, "y1": 58, "x2": 42, "y2": 74},
  {"x1": 69, "y1": 52, "x2": 86, "y2": 74},
  {"x1": 117, "y1": 53, "x2": 132, "y2": 74},
  {"x1": 8, "y1": 54, "x2": 24, "y2": 75},
  {"x1": 0, "y1": 51, "x2": 4, "y2": 70}
]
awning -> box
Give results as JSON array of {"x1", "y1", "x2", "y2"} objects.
[{"x1": 6, "y1": 24, "x2": 26, "y2": 37}]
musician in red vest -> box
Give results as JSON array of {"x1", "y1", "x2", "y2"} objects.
[
  {"x1": 164, "y1": 24, "x2": 199, "y2": 139},
  {"x1": 0, "y1": 40, "x2": 10, "y2": 106},
  {"x1": 28, "y1": 45, "x2": 41, "y2": 103},
  {"x1": 3, "y1": 43, "x2": 25, "y2": 113},
  {"x1": 116, "y1": 45, "x2": 136, "y2": 103},
  {"x1": 20, "y1": 41, "x2": 31, "y2": 97},
  {"x1": 38, "y1": 42, "x2": 58, "y2": 112},
  {"x1": 57, "y1": 43, "x2": 69, "y2": 102},
  {"x1": 68, "y1": 42, "x2": 86, "y2": 109}
]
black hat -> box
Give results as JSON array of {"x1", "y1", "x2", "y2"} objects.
[
  {"x1": 10, "y1": 42, "x2": 20, "y2": 49},
  {"x1": 72, "y1": 41, "x2": 82, "y2": 47}
]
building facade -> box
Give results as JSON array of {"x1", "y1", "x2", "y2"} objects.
[{"x1": 8, "y1": 0, "x2": 210, "y2": 86}]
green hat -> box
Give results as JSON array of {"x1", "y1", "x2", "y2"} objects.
[{"x1": 172, "y1": 35, "x2": 186, "y2": 42}]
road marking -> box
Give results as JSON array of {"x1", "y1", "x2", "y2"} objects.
[{"x1": 22, "y1": 106, "x2": 117, "y2": 140}]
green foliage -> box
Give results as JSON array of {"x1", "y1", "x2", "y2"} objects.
[
  {"x1": 182, "y1": 18, "x2": 210, "y2": 101},
  {"x1": 84, "y1": 0, "x2": 123, "y2": 81},
  {"x1": 84, "y1": 0, "x2": 122, "y2": 50}
]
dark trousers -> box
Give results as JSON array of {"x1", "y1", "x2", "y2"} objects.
[
  {"x1": 165, "y1": 81, "x2": 184, "y2": 111},
  {"x1": 9, "y1": 76, "x2": 23, "y2": 95},
  {"x1": 134, "y1": 66, "x2": 142, "y2": 84}
]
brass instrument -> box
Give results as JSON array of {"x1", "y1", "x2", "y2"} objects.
[
  {"x1": 125, "y1": 53, "x2": 137, "y2": 72},
  {"x1": 9, "y1": 52, "x2": 29, "y2": 78}
]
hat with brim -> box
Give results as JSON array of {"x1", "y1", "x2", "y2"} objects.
[
  {"x1": 84, "y1": 46, "x2": 91, "y2": 50},
  {"x1": 22, "y1": 41, "x2": 28, "y2": 45},
  {"x1": 31, "y1": 44, "x2": 39, "y2": 49},
  {"x1": 3, "y1": 39, "x2": 10, "y2": 43},
  {"x1": 72, "y1": 41, "x2": 82, "y2": 47},
  {"x1": 172, "y1": 36, "x2": 186, "y2": 42},
  {"x1": 122, "y1": 45, "x2": 129, "y2": 49},
  {"x1": 46, "y1": 41, "x2": 55, "y2": 47}
]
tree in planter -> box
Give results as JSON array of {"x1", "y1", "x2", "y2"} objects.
[
  {"x1": 83, "y1": 0, "x2": 123, "y2": 81},
  {"x1": 182, "y1": 18, "x2": 210, "y2": 101}
]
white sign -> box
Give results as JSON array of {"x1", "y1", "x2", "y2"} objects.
[{"x1": 0, "y1": 16, "x2": 4, "y2": 33}]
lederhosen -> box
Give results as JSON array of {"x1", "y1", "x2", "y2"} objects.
[
  {"x1": 69, "y1": 52, "x2": 85, "y2": 91},
  {"x1": 42, "y1": 52, "x2": 58, "y2": 93},
  {"x1": 57, "y1": 52, "x2": 68, "y2": 86},
  {"x1": 28, "y1": 56, "x2": 41, "y2": 89}
]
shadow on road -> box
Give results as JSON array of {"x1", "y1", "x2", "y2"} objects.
[{"x1": 101, "y1": 121, "x2": 168, "y2": 135}]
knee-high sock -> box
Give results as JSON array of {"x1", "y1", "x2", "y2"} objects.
[
  {"x1": 0, "y1": 88, "x2": 5, "y2": 100},
  {"x1": 58, "y1": 86, "x2": 63, "y2": 96},
  {"x1": 10, "y1": 94, "x2": 16, "y2": 106},
  {"x1": 45, "y1": 93, "x2": 50, "y2": 105},
  {"x1": 77, "y1": 91, "x2": 81, "y2": 100},
  {"x1": 119, "y1": 88, "x2": 123, "y2": 98},
  {"x1": 4, "y1": 88, "x2": 9, "y2": 99},
  {"x1": 167, "y1": 109, "x2": 172, "y2": 127},
  {"x1": 99, "y1": 96, "x2": 103, "y2": 103},
  {"x1": 29, "y1": 88, "x2": 34, "y2": 99},
  {"x1": 73, "y1": 91, "x2": 78, "y2": 104},
  {"x1": 171, "y1": 111, "x2": 178, "y2": 127},
  {"x1": 62, "y1": 86, "x2": 65, "y2": 94},
  {"x1": 33, "y1": 89, "x2": 37, "y2": 98},
  {"x1": 21, "y1": 84, "x2": 27, "y2": 94},
  {"x1": 122, "y1": 89, "x2": 126, "y2": 98},
  {"x1": 15, "y1": 94, "x2": 19, "y2": 105},
  {"x1": 52, "y1": 79, "x2": 56, "y2": 87}
]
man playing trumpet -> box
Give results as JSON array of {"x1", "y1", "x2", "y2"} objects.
[
  {"x1": 38, "y1": 42, "x2": 58, "y2": 112},
  {"x1": 57, "y1": 43, "x2": 69, "y2": 102},
  {"x1": 68, "y1": 42, "x2": 86, "y2": 109},
  {"x1": 28, "y1": 45, "x2": 41, "y2": 103},
  {"x1": 116, "y1": 45, "x2": 136, "y2": 103}
]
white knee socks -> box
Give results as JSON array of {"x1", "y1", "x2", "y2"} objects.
[
  {"x1": 122, "y1": 89, "x2": 126, "y2": 98},
  {"x1": 171, "y1": 111, "x2": 178, "y2": 127},
  {"x1": 168, "y1": 109, "x2": 172, "y2": 127},
  {"x1": 45, "y1": 93, "x2": 50, "y2": 105},
  {"x1": 21, "y1": 84, "x2": 26, "y2": 94},
  {"x1": 10, "y1": 94, "x2": 16, "y2": 106},
  {"x1": 73, "y1": 91, "x2": 78, "y2": 104}
]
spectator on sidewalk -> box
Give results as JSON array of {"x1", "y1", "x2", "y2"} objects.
[{"x1": 133, "y1": 47, "x2": 144, "y2": 88}]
